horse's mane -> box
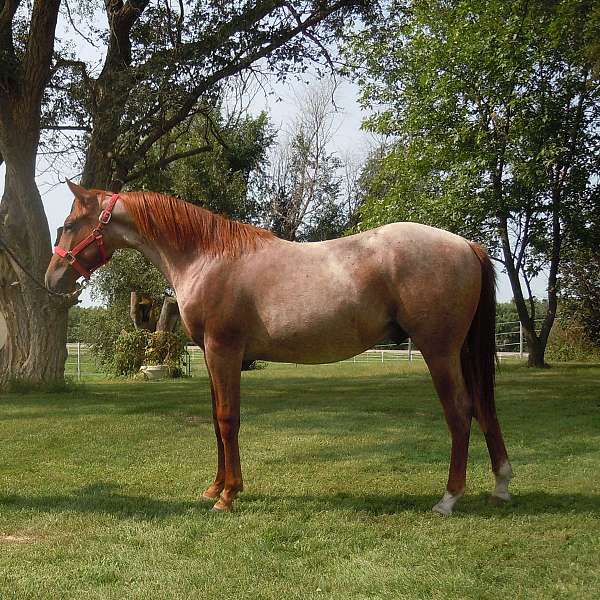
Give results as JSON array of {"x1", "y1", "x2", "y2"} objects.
[{"x1": 120, "y1": 191, "x2": 275, "y2": 256}]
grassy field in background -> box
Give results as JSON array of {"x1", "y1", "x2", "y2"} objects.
[{"x1": 1, "y1": 362, "x2": 599, "y2": 599}]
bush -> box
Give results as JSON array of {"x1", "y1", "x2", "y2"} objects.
[
  {"x1": 113, "y1": 329, "x2": 187, "y2": 376},
  {"x1": 546, "y1": 320, "x2": 600, "y2": 363},
  {"x1": 143, "y1": 330, "x2": 187, "y2": 369},
  {"x1": 114, "y1": 330, "x2": 150, "y2": 376}
]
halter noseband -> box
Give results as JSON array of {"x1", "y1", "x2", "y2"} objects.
[{"x1": 54, "y1": 193, "x2": 120, "y2": 280}]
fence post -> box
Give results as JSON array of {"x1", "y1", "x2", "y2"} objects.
[
  {"x1": 77, "y1": 341, "x2": 81, "y2": 381},
  {"x1": 381, "y1": 350, "x2": 384, "y2": 363},
  {"x1": 519, "y1": 322, "x2": 524, "y2": 360},
  {"x1": 408, "y1": 338, "x2": 413, "y2": 363}
]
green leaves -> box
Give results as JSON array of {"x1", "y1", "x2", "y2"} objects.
[{"x1": 349, "y1": 0, "x2": 599, "y2": 253}]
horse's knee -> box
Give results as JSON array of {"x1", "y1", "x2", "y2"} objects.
[{"x1": 217, "y1": 413, "x2": 240, "y2": 438}]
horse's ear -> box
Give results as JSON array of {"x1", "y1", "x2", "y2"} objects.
[{"x1": 66, "y1": 179, "x2": 97, "y2": 207}]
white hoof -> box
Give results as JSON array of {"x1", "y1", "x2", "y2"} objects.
[
  {"x1": 491, "y1": 461, "x2": 513, "y2": 503},
  {"x1": 432, "y1": 491, "x2": 462, "y2": 515}
]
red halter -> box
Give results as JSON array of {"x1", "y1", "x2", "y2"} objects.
[{"x1": 54, "y1": 193, "x2": 120, "y2": 280}]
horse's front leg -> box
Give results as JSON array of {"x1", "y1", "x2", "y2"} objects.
[
  {"x1": 203, "y1": 340, "x2": 243, "y2": 512},
  {"x1": 201, "y1": 375, "x2": 225, "y2": 500}
]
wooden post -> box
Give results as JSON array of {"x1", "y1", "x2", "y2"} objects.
[
  {"x1": 77, "y1": 341, "x2": 81, "y2": 381},
  {"x1": 519, "y1": 321, "x2": 524, "y2": 360},
  {"x1": 156, "y1": 297, "x2": 179, "y2": 332}
]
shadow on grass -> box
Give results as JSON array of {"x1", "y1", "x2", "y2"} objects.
[
  {"x1": 241, "y1": 490, "x2": 600, "y2": 517},
  {"x1": 1, "y1": 483, "x2": 598, "y2": 519},
  {"x1": 0, "y1": 482, "x2": 208, "y2": 520}
]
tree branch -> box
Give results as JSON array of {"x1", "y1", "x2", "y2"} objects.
[
  {"x1": 133, "y1": 1, "x2": 284, "y2": 78},
  {"x1": 0, "y1": 0, "x2": 20, "y2": 47},
  {"x1": 0, "y1": 0, "x2": 21, "y2": 89},
  {"x1": 122, "y1": 144, "x2": 213, "y2": 184},
  {"x1": 128, "y1": 1, "x2": 350, "y2": 168},
  {"x1": 101, "y1": 0, "x2": 151, "y2": 76},
  {"x1": 64, "y1": 0, "x2": 98, "y2": 48},
  {"x1": 42, "y1": 125, "x2": 92, "y2": 132},
  {"x1": 23, "y1": 0, "x2": 62, "y2": 104}
]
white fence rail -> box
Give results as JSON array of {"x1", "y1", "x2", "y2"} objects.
[{"x1": 66, "y1": 318, "x2": 540, "y2": 380}]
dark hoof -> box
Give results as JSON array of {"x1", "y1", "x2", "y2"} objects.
[{"x1": 488, "y1": 493, "x2": 512, "y2": 507}]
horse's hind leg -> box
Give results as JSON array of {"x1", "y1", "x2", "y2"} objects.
[
  {"x1": 479, "y1": 415, "x2": 513, "y2": 503},
  {"x1": 426, "y1": 353, "x2": 473, "y2": 515}
]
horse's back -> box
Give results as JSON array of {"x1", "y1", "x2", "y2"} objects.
[{"x1": 231, "y1": 222, "x2": 481, "y2": 363}]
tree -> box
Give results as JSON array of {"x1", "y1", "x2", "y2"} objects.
[
  {"x1": 0, "y1": 0, "x2": 366, "y2": 384},
  {"x1": 348, "y1": 0, "x2": 600, "y2": 366},
  {"x1": 264, "y1": 80, "x2": 348, "y2": 241},
  {"x1": 0, "y1": 1, "x2": 70, "y2": 386},
  {"x1": 89, "y1": 107, "x2": 274, "y2": 356},
  {"x1": 559, "y1": 248, "x2": 600, "y2": 348}
]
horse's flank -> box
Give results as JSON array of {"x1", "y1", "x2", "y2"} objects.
[{"x1": 120, "y1": 191, "x2": 275, "y2": 256}]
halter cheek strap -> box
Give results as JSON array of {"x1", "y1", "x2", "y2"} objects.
[{"x1": 54, "y1": 193, "x2": 120, "y2": 280}]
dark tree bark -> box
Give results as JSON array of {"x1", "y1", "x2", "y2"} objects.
[
  {"x1": 0, "y1": 0, "x2": 71, "y2": 386},
  {"x1": 129, "y1": 291, "x2": 157, "y2": 331},
  {"x1": 130, "y1": 292, "x2": 178, "y2": 332}
]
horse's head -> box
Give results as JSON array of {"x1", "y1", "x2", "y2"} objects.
[{"x1": 45, "y1": 181, "x2": 118, "y2": 294}]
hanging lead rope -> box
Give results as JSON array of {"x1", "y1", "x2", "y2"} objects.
[{"x1": 0, "y1": 234, "x2": 84, "y2": 299}]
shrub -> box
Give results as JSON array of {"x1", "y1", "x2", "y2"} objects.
[
  {"x1": 144, "y1": 331, "x2": 187, "y2": 369},
  {"x1": 114, "y1": 330, "x2": 151, "y2": 376},
  {"x1": 113, "y1": 329, "x2": 187, "y2": 376},
  {"x1": 546, "y1": 320, "x2": 600, "y2": 363}
]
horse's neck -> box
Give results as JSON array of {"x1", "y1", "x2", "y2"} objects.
[
  {"x1": 133, "y1": 235, "x2": 207, "y2": 291},
  {"x1": 109, "y1": 211, "x2": 195, "y2": 292}
]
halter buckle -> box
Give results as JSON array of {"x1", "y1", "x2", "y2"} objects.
[{"x1": 99, "y1": 210, "x2": 112, "y2": 224}]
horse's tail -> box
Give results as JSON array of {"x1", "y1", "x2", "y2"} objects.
[{"x1": 462, "y1": 242, "x2": 497, "y2": 432}]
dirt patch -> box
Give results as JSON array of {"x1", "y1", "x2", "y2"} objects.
[
  {"x1": 185, "y1": 414, "x2": 211, "y2": 425},
  {"x1": 0, "y1": 533, "x2": 36, "y2": 544}
]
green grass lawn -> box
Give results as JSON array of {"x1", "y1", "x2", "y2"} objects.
[{"x1": 1, "y1": 362, "x2": 599, "y2": 599}]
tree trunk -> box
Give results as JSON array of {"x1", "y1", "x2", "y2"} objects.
[
  {"x1": 0, "y1": 264, "x2": 69, "y2": 385},
  {"x1": 156, "y1": 297, "x2": 179, "y2": 333},
  {"x1": 0, "y1": 0, "x2": 73, "y2": 386},
  {"x1": 0, "y1": 158, "x2": 71, "y2": 386},
  {"x1": 527, "y1": 337, "x2": 547, "y2": 368},
  {"x1": 129, "y1": 291, "x2": 157, "y2": 331}
]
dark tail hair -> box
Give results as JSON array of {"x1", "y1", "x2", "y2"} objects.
[{"x1": 462, "y1": 242, "x2": 497, "y2": 432}]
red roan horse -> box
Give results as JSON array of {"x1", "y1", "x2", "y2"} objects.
[{"x1": 46, "y1": 181, "x2": 513, "y2": 514}]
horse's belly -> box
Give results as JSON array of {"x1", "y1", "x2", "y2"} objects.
[{"x1": 247, "y1": 300, "x2": 391, "y2": 364}]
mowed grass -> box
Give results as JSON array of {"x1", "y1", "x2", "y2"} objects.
[{"x1": 1, "y1": 362, "x2": 599, "y2": 600}]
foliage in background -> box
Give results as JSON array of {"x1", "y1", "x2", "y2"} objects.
[
  {"x1": 114, "y1": 330, "x2": 186, "y2": 377},
  {"x1": 545, "y1": 319, "x2": 600, "y2": 362},
  {"x1": 139, "y1": 111, "x2": 275, "y2": 222},
  {"x1": 114, "y1": 330, "x2": 150, "y2": 377},
  {"x1": 347, "y1": 0, "x2": 600, "y2": 367},
  {"x1": 143, "y1": 331, "x2": 187, "y2": 370},
  {"x1": 78, "y1": 306, "x2": 133, "y2": 373},
  {"x1": 264, "y1": 81, "x2": 342, "y2": 241},
  {"x1": 91, "y1": 110, "x2": 275, "y2": 309},
  {"x1": 558, "y1": 248, "x2": 600, "y2": 348}
]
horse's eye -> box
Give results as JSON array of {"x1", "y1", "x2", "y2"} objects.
[{"x1": 64, "y1": 222, "x2": 74, "y2": 231}]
